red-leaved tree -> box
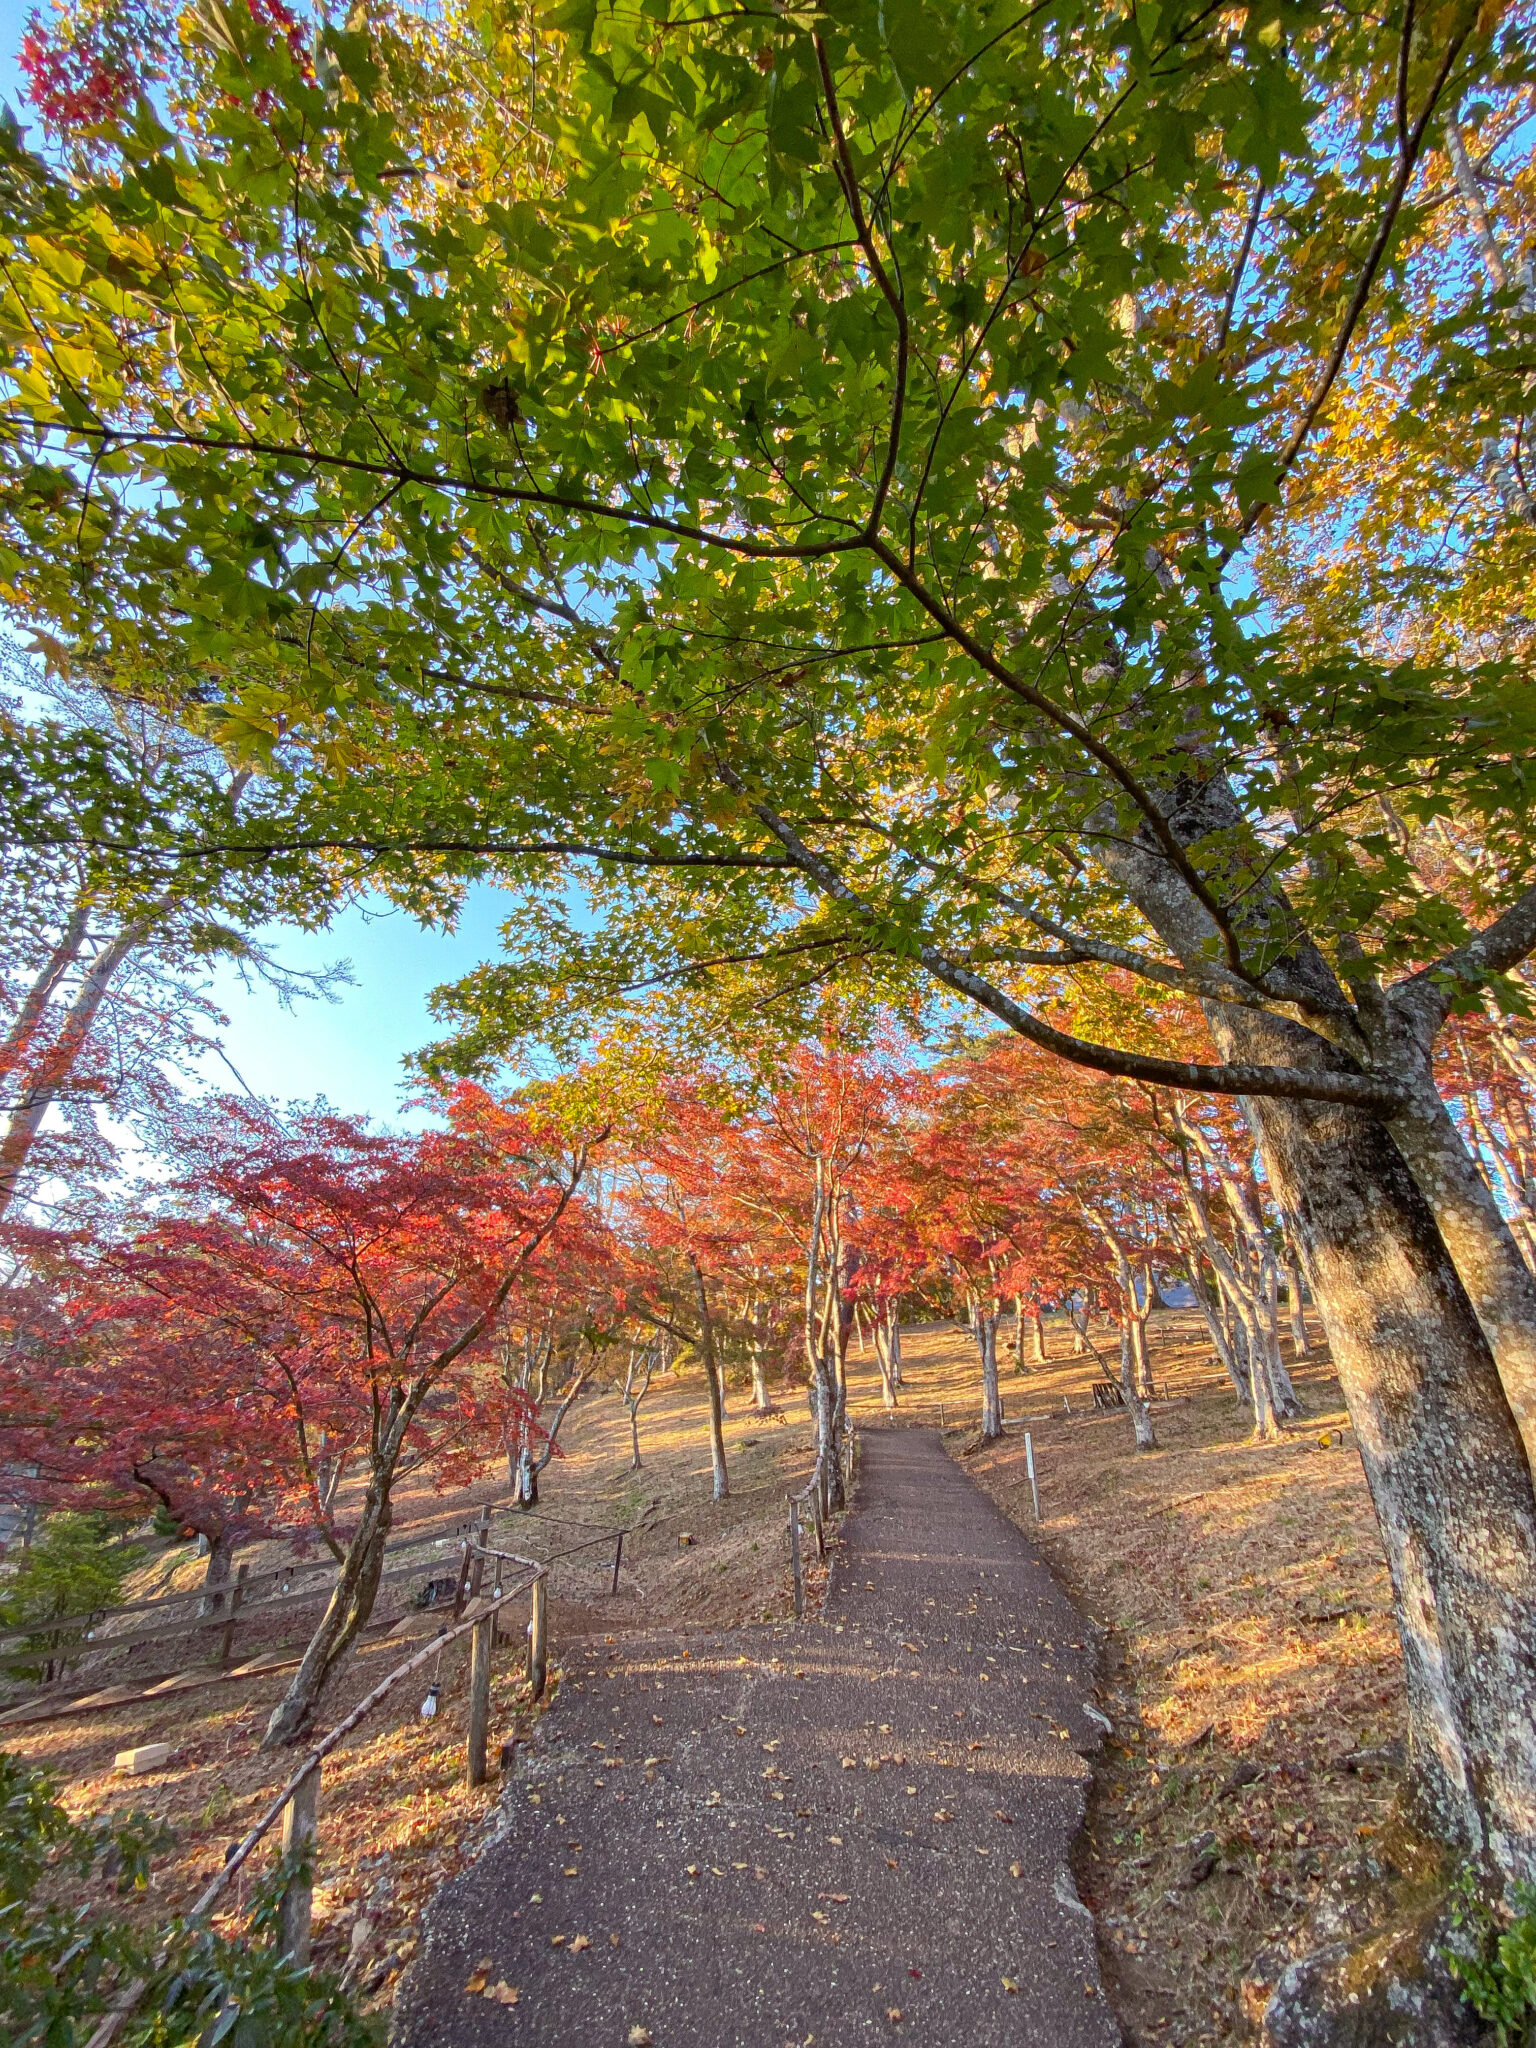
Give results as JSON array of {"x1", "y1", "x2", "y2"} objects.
[{"x1": 9, "y1": 1083, "x2": 604, "y2": 1744}]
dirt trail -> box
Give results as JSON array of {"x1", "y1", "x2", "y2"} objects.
[{"x1": 394, "y1": 1430, "x2": 1119, "y2": 2046}]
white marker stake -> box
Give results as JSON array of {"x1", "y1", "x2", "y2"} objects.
[{"x1": 1025, "y1": 1432, "x2": 1040, "y2": 1522}]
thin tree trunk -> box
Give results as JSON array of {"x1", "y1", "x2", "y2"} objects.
[
  {"x1": 1385, "y1": 1055, "x2": 1536, "y2": 1485},
  {"x1": 1031, "y1": 1307, "x2": 1047, "y2": 1365},
  {"x1": 1118, "y1": 1312, "x2": 1157, "y2": 1450},
  {"x1": 0, "y1": 924, "x2": 145, "y2": 1218},
  {"x1": 264, "y1": 1461, "x2": 394, "y2": 1747},
  {"x1": 199, "y1": 1527, "x2": 237, "y2": 1619},
  {"x1": 1284, "y1": 1252, "x2": 1312, "y2": 1356},
  {"x1": 1130, "y1": 1309, "x2": 1153, "y2": 1401},
  {"x1": 1186, "y1": 1250, "x2": 1248, "y2": 1398},
  {"x1": 1260, "y1": 1248, "x2": 1303, "y2": 1418},
  {"x1": 749, "y1": 1298, "x2": 773, "y2": 1413},
  {"x1": 0, "y1": 899, "x2": 90, "y2": 1081},
  {"x1": 874, "y1": 1312, "x2": 899, "y2": 1410},
  {"x1": 690, "y1": 1258, "x2": 729, "y2": 1503},
  {"x1": 976, "y1": 1304, "x2": 1003, "y2": 1439}
]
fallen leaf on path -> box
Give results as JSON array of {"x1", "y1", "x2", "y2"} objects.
[
  {"x1": 1009, "y1": 1862, "x2": 1023, "y2": 1878},
  {"x1": 627, "y1": 2028, "x2": 653, "y2": 2046},
  {"x1": 685, "y1": 1864, "x2": 700, "y2": 1878},
  {"x1": 887, "y1": 2009, "x2": 904, "y2": 2023},
  {"x1": 932, "y1": 1810, "x2": 953, "y2": 1823},
  {"x1": 549, "y1": 1934, "x2": 565, "y2": 1947},
  {"x1": 464, "y1": 1971, "x2": 489, "y2": 1994},
  {"x1": 992, "y1": 1811, "x2": 1014, "y2": 1824},
  {"x1": 819, "y1": 1893, "x2": 850, "y2": 1903},
  {"x1": 1002, "y1": 1977, "x2": 1020, "y2": 1994},
  {"x1": 484, "y1": 1981, "x2": 519, "y2": 2005},
  {"x1": 886, "y1": 1858, "x2": 899, "y2": 1870},
  {"x1": 569, "y1": 1934, "x2": 591, "y2": 1953}
]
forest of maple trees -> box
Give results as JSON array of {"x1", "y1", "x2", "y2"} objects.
[{"x1": 3, "y1": 0, "x2": 1536, "y2": 2031}]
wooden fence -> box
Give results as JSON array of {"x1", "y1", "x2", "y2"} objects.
[
  {"x1": 84, "y1": 1540, "x2": 550, "y2": 2048},
  {"x1": 0, "y1": 1493, "x2": 638, "y2": 1720}
]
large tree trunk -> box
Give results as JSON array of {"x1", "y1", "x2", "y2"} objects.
[
  {"x1": 1241, "y1": 1069, "x2": 1536, "y2": 1877},
  {"x1": 1105, "y1": 823, "x2": 1536, "y2": 1880}
]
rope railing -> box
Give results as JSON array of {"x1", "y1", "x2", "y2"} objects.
[
  {"x1": 85, "y1": 1552, "x2": 549, "y2": 2048},
  {"x1": 785, "y1": 1421, "x2": 857, "y2": 1618}
]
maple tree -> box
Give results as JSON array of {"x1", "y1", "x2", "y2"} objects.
[
  {"x1": 7, "y1": 0, "x2": 1536, "y2": 1881},
  {"x1": 7, "y1": 1083, "x2": 603, "y2": 1746},
  {"x1": 0, "y1": 1239, "x2": 298, "y2": 1610}
]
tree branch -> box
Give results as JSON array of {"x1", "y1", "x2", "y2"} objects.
[{"x1": 717, "y1": 764, "x2": 1409, "y2": 1113}]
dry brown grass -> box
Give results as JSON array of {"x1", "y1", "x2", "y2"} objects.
[
  {"x1": 843, "y1": 1312, "x2": 1409, "y2": 2045},
  {"x1": 6, "y1": 1363, "x2": 819, "y2": 2014}
]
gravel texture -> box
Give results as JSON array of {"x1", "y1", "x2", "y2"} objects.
[{"x1": 393, "y1": 1429, "x2": 1121, "y2": 2046}]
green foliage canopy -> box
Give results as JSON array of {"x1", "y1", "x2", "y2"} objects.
[{"x1": 0, "y1": 0, "x2": 1532, "y2": 1092}]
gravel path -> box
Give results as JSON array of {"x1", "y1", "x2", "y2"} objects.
[{"x1": 394, "y1": 1430, "x2": 1120, "y2": 2046}]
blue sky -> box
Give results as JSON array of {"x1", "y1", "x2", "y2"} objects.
[{"x1": 198, "y1": 887, "x2": 519, "y2": 1125}]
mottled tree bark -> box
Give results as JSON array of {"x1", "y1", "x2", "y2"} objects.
[{"x1": 976, "y1": 1303, "x2": 1004, "y2": 1439}]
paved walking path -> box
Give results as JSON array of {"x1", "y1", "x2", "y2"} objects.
[{"x1": 395, "y1": 1431, "x2": 1120, "y2": 2046}]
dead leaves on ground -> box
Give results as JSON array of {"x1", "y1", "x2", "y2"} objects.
[{"x1": 464, "y1": 1962, "x2": 519, "y2": 2004}]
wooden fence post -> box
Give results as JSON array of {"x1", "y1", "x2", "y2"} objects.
[
  {"x1": 811, "y1": 1488, "x2": 825, "y2": 1561},
  {"x1": 789, "y1": 1505, "x2": 804, "y2": 1619},
  {"x1": 466, "y1": 1615, "x2": 492, "y2": 1788},
  {"x1": 527, "y1": 1576, "x2": 548, "y2": 1701},
  {"x1": 1026, "y1": 1432, "x2": 1040, "y2": 1521},
  {"x1": 451, "y1": 1536, "x2": 473, "y2": 1620},
  {"x1": 467, "y1": 1505, "x2": 491, "y2": 1604},
  {"x1": 277, "y1": 1763, "x2": 320, "y2": 1965},
  {"x1": 217, "y1": 1563, "x2": 248, "y2": 1668},
  {"x1": 609, "y1": 1531, "x2": 624, "y2": 1596}
]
